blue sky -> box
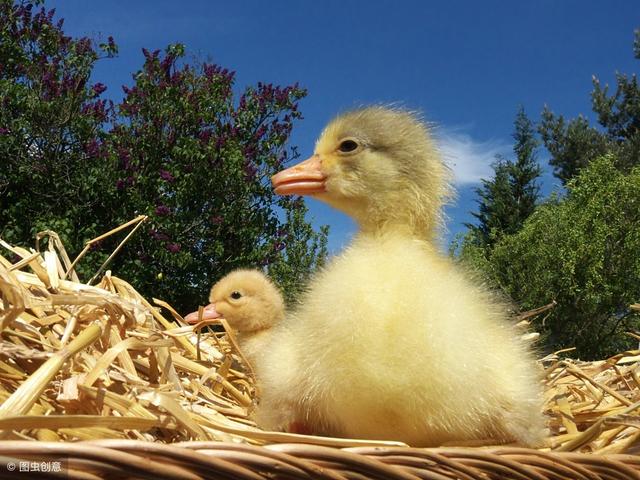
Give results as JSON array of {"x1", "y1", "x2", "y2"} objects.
[{"x1": 47, "y1": 0, "x2": 638, "y2": 252}]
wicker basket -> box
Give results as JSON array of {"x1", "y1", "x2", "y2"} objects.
[{"x1": 0, "y1": 440, "x2": 639, "y2": 479}]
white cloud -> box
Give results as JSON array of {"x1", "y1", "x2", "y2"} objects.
[{"x1": 434, "y1": 128, "x2": 511, "y2": 185}]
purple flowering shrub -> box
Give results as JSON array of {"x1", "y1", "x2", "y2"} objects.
[
  {"x1": 0, "y1": 0, "x2": 118, "y2": 272},
  {"x1": 0, "y1": 0, "x2": 327, "y2": 311}
]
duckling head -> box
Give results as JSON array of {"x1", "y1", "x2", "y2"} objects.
[
  {"x1": 272, "y1": 106, "x2": 452, "y2": 239},
  {"x1": 184, "y1": 269, "x2": 284, "y2": 333}
]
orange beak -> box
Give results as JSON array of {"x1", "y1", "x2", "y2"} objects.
[
  {"x1": 184, "y1": 303, "x2": 221, "y2": 325},
  {"x1": 271, "y1": 155, "x2": 327, "y2": 196}
]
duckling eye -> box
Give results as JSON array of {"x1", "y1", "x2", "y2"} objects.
[
  {"x1": 230, "y1": 291, "x2": 242, "y2": 300},
  {"x1": 338, "y1": 139, "x2": 359, "y2": 153}
]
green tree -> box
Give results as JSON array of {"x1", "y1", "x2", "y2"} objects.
[
  {"x1": 539, "y1": 30, "x2": 640, "y2": 184},
  {"x1": 0, "y1": 0, "x2": 117, "y2": 268},
  {"x1": 107, "y1": 45, "x2": 327, "y2": 308},
  {"x1": 0, "y1": 0, "x2": 327, "y2": 312},
  {"x1": 464, "y1": 107, "x2": 541, "y2": 250},
  {"x1": 489, "y1": 156, "x2": 640, "y2": 359}
]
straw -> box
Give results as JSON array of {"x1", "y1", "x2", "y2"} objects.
[{"x1": 0, "y1": 221, "x2": 639, "y2": 458}]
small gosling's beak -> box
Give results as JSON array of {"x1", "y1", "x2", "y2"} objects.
[
  {"x1": 271, "y1": 155, "x2": 326, "y2": 196},
  {"x1": 184, "y1": 303, "x2": 221, "y2": 324}
]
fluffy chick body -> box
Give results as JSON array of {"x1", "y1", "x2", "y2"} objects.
[{"x1": 256, "y1": 233, "x2": 544, "y2": 446}]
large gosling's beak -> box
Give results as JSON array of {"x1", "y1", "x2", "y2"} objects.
[
  {"x1": 271, "y1": 155, "x2": 326, "y2": 196},
  {"x1": 184, "y1": 303, "x2": 221, "y2": 325}
]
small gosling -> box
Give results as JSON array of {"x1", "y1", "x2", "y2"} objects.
[{"x1": 184, "y1": 269, "x2": 285, "y2": 364}]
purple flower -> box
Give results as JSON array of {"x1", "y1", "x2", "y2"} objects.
[
  {"x1": 61, "y1": 74, "x2": 75, "y2": 92},
  {"x1": 198, "y1": 129, "x2": 213, "y2": 144},
  {"x1": 121, "y1": 101, "x2": 140, "y2": 115},
  {"x1": 160, "y1": 56, "x2": 173, "y2": 75},
  {"x1": 81, "y1": 99, "x2": 109, "y2": 122},
  {"x1": 117, "y1": 176, "x2": 135, "y2": 189},
  {"x1": 92, "y1": 82, "x2": 107, "y2": 95},
  {"x1": 85, "y1": 139, "x2": 100, "y2": 157},
  {"x1": 0, "y1": 127, "x2": 8, "y2": 135},
  {"x1": 170, "y1": 70, "x2": 182, "y2": 85},
  {"x1": 166, "y1": 243, "x2": 181, "y2": 253},
  {"x1": 155, "y1": 205, "x2": 171, "y2": 216},
  {"x1": 215, "y1": 136, "x2": 227, "y2": 150},
  {"x1": 203, "y1": 63, "x2": 217, "y2": 78},
  {"x1": 254, "y1": 125, "x2": 267, "y2": 140},
  {"x1": 117, "y1": 148, "x2": 137, "y2": 171},
  {"x1": 75, "y1": 37, "x2": 93, "y2": 56},
  {"x1": 243, "y1": 161, "x2": 258, "y2": 179},
  {"x1": 210, "y1": 215, "x2": 223, "y2": 225},
  {"x1": 159, "y1": 169, "x2": 175, "y2": 182},
  {"x1": 117, "y1": 146, "x2": 130, "y2": 160},
  {"x1": 41, "y1": 70, "x2": 59, "y2": 99},
  {"x1": 149, "y1": 229, "x2": 170, "y2": 241},
  {"x1": 142, "y1": 48, "x2": 160, "y2": 61}
]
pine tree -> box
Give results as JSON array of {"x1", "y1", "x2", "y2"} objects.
[
  {"x1": 511, "y1": 107, "x2": 543, "y2": 229},
  {"x1": 466, "y1": 107, "x2": 541, "y2": 249},
  {"x1": 539, "y1": 29, "x2": 640, "y2": 184}
]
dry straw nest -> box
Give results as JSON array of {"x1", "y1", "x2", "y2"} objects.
[{"x1": 0, "y1": 217, "x2": 639, "y2": 479}]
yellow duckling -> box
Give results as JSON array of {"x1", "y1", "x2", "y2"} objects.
[
  {"x1": 258, "y1": 106, "x2": 545, "y2": 447},
  {"x1": 184, "y1": 269, "x2": 285, "y2": 364}
]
